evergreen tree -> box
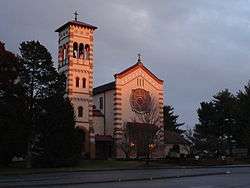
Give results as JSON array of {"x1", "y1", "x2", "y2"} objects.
[
  {"x1": 31, "y1": 96, "x2": 82, "y2": 167},
  {"x1": 20, "y1": 41, "x2": 81, "y2": 167},
  {"x1": 19, "y1": 41, "x2": 59, "y2": 109},
  {"x1": 163, "y1": 105, "x2": 185, "y2": 134},
  {"x1": 0, "y1": 42, "x2": 29, "y2": 165},
  {"x1": 193, "y1": 101, "x2": 220, "y2": 157},
  {"x1": 237, "y1": 81, "x2": 250, "y2": 154},
  {"x1": 194, "y1": 89, "x2": 237, "y2": 157}
]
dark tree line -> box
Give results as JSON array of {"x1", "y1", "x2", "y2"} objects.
[
  {"x1": 193, "y1": 86, "x2": 250, "y2": 158},
  {"x1": 0, "y1": 41, "x2": 82, "y2": 167}
]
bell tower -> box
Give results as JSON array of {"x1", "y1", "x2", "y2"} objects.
[{"x1": 55, "y1": 13, "x2": 97, "y2": 158}]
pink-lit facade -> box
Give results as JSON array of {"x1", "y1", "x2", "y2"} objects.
[{"x1": 56, "y1": 19, "x2": 165, "y2": 159}]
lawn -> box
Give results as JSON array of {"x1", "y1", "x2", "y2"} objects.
[
  {"x1": 1, "y1": 158, "x2": 250, "y2": 176},
  {"x1": 0, "y1": 160, "x2": 144, "y2": 176}
]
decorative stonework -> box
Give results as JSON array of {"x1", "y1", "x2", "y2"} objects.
[
  {"x1": 130, "y1": 88, "x2": 151, "y2": 114},
  {"x1": 56, "y1": 19, "x2": 97, "y2": 159}
]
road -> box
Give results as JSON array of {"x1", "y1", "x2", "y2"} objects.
[
  {"x1": 0, "y1": 166, "x2": 250, "y2": 187},
  {"x1": 78, "y1": 172, "x2": 250, "y2": 188}
]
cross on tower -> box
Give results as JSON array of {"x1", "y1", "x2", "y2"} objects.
[
  {"x1": 137, "y1": 53, "x2": 142, "y2": 64},
  {"x1": 74, "y1": 11, "x2": 79, "y2": 21}
]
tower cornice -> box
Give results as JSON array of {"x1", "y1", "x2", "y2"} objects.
[{"x1": 55, "y1": 20, "x2": 97, "y2": 32}]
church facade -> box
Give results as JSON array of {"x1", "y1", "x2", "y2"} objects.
[{"x1": 56, "y1": 18, "x2": 165, "y2": 159}]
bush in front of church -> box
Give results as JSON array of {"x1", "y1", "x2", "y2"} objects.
[{"x1": 31, "y1": 97, "x2": 82, "y2": 167}]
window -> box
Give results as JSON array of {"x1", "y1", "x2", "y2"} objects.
[
  {"x1": 99, "y1": 97, "x2": 103, "y2": 109},
  {"x1": 82, "y1": 78, "x2": 86, "y2": 88},
  {"x1": 137, "y1": 78, "x2": 144, "y2": 87},
  {"x1": 73, "y1": 42, "x2": 78, "y2": 58},
  {"x1": 76, "y1": 77, "x2": 80, "y2": 88},
  {"x1": 78, "y1": 106, "x2": 83, "y2": 117},
  {"x1": 85, "y1": 44, "x2": 90, "y2": 60},
  {"x1": 59, "y1": 46, "x2": 62, "y2": 61},
  {"x1": 79, "y1": 43, "x2": 84, "y2": 59},
  {"x1": 63, "y1": 44, "x2": 67, "y2": 60}
]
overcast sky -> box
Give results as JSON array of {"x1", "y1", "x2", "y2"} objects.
[{"x1": 1, "y1": 0, "x2": 250, "y2": 128}]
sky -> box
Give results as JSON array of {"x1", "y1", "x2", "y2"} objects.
[{"x1": 1, "y1": 0, "x2": 250, "y2": 129}]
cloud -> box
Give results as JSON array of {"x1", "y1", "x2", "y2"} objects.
[{"x1": 1, "y1": 0, "x2": 250, "y2": 128}]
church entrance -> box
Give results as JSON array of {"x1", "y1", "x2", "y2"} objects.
[
  {"x1": 95, "y1": 135, "x2": 113, "y2": 159},
  {"x1": 127, "y1": 122, "x2": 159, "y2": 159}
]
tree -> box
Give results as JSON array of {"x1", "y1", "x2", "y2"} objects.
[
  {"x1": 31, "y1": 96, "x2": 82, "y2": 167},
  {"x1": 136, "y1": 98, "x2": 161, "y2": 126},
  {"x1": 129, "y1": 98, "x2": 162, "y2": 160},
  {"x1": 118, "y1": 123, "x2": 135, "y2": 159},
  {"x1": 20, "y1": 41, "x2": 81, "y2": 167},
  {"x1": 237, "y1": 81, "x2": 250, "y2": 155},
  {"x1": 19, "y1": 41, "x2": 59, "y2": 100},
  {"x1": 193, "y1": 101, "x2": 219, "y2": 157},
  {"x1": 193, "y1": 89, "x2": 237, "y2": 158},
  {"x1": 0, "y1": 42, "x2": 29, "y2": 165},
  {"x1": 183, "y1": 127, "x2": 195, "y2": 156},
  {"x1": 163, "y1": 105, "x2": 185, "y2": 134}
]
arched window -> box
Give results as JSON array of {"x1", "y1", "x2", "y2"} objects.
[
  {"x1": 59, "y1": 46, "x2": 62, "y2": 61},
  {"x1": 59, "y1": 47, "x2": 63, "y2": 67},
  {"x1": 82, "y1": 77, "x2": 86, "y2": 88},
  {"x1": 78, "y1": 106, "x2": 83, "y2": 117},
  {"x1": 76, "y1": 77, "x2": 80, "y2": 88},
  {"x1": 66, "y1": 44, "x2": 69, "y2": 63},
  {"x1": 85, "y1": 44, "x2": 90, "y2": 60},
  {"x1": 79, "y1": 43, "x2": 84, "y2": 59},
  {"x1": 73, "y1": 42, "x2": 78, "y2": 58},
  {"x1": 63, "y1": 44, "x2": 67, "y2": 60}
]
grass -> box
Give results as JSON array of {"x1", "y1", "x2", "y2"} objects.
[
  {"x1": 1, "y1": 158, "x2": 250, "y2": 176},
  {"x1": 0, "y1": 160, "x2": 143, "y2": 176}
]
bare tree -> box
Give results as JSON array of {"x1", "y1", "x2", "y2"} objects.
[
  {"x1": 129, "y1": 97, "x2": 163, "y2": 160},
  {"x1": 118, "y1": 122, "x2": 135, "y2": 159},
  {"x1": 136, "y1": 97, "x2": 160, "y2": 126}
]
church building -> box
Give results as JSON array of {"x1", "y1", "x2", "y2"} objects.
[{"x1": 55, "y1": 16, "x2": 165, "y2": 159}]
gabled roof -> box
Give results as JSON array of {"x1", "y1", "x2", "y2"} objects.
[
  {"x1": 93, "y1": 81, "x2": 115, "y2": 95},
  {"x1": 55, "y1": 20, "x2": 97, "y2": 32},
  {"x1": 93, "y1": 109, "x2": 104, "y2": 117},
  {"x1": 114, "y1": 62, "x2": 163, "y2": 84},
  {"x1": 165, "y1": 131, "x2": 191, "y2": 145}
]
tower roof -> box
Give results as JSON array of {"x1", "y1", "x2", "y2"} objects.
[{"x1": 55, "y1": 20, "x2": 97, "y2": 32}]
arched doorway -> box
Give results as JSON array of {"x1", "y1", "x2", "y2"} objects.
[{"x1": 78, "y1": 128, "x2": 89, "y2": 158}]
